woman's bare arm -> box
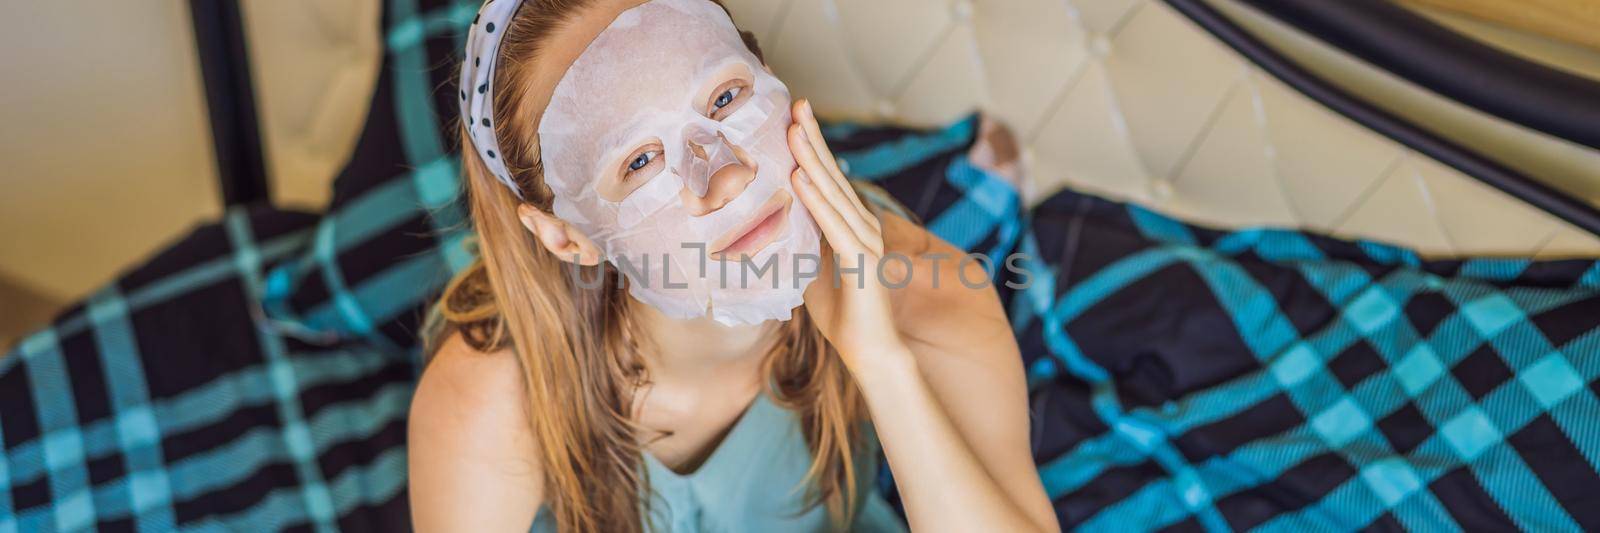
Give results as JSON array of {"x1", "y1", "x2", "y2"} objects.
[
  {"x1": 787, "y1": 99, "x2": 1058, "y2": 532},
  {"x1": 408, "y1": 333, "x2": 544, "y2": 532},
  {"x1": 883, "y1": 212, "x2": 1060, "y2": 532}
]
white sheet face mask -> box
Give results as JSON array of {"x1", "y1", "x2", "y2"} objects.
[{"x1": 538, "y1": 0, "x2": 821, "y2": 325}]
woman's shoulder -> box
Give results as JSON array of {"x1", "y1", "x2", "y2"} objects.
[
  {"x1": 421, "y1": 329, "x2": 521, "y2": 389},
  {"x1": 413, "y1": 330, "x2": 527, "y2": 442},
  {"x1": 413, "y1": 260, "x2": 540, "y2": 456},
  {"x1": 409, "y1": 330, "x2": 545, "y2": 529},
  {"x1": 878, "y1": 209, "x2": 1015, "y2": 355},
  {"x1": 861, "y1": 112, "x2": 1024, "y2": 307},
  {"x1": 878, "y1": 210, "x2": 995, "y2": 305}
]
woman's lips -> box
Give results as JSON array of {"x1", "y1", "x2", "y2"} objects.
[{"x1": 708, "y1": 189, "x2": 792, "y2": 261}]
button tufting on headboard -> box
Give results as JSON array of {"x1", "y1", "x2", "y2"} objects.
[
  {"x1": 720, "y1": 0, "x2": 1600, "y2": 258},
  {"x1": 252, "y1": 0, "x2": 1600, "y2": 257}
]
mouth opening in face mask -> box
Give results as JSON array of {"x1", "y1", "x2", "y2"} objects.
[{"x1": 709, "y1": 189, "x2": 792, "y2": 262}]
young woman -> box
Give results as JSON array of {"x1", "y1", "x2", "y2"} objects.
[{"x1": 406, "y1": 0, "x2": 1056, "y2": 531}]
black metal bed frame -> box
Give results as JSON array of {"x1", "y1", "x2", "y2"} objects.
[
  {"x1": 189, "y1": 0, "x2": 269, "y2": 207},
  {"x1": 1165, "y1": 0, "x2": 1600, "y2": 237}
]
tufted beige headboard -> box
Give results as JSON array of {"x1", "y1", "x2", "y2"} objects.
[{"x1": 250, "y1": 0, "x2": 1600, "y2": 257}]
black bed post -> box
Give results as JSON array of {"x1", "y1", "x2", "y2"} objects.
[{"x1": 188, "y1": 0, "x2": 270, "y2": 208}]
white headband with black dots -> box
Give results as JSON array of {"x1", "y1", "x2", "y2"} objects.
[{"x1": 459, "y1": 0, "x2": 526, "y2": 198}]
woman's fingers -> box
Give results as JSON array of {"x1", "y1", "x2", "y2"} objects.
[
  {"x1": 794, "y1": 100, "x2": 880, "y2": 234},
  {"x1": 791, "y1": 167, "x2": 867, "y2": 269},
  {"x1": 788, "y1": 122, "x2": 878, "y2": 247},
  {"x1": 793, "y1": 101, "x2": 847, "y2": 181}
]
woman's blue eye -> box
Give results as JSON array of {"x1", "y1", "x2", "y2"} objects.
[
  {"x1": 628, "y1": 151, "x2": 657, "y2": 171},
  {"x1": 714, "y1": 88, "x2": 738, "y2": 109}
]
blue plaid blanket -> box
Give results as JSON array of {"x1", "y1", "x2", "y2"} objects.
[
  {"x1": 1006, "y1": 192, "x2": 1600, "y2": 531},
  {"x1": 0, "y1": 207, "x2": 416, "y2": 532},
  {"x1": 5, "y1": 0, "x2": 1600, "y2": 530}
]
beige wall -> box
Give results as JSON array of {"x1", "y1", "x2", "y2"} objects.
[
  {"x1": 0, "y1": 1, "x2": 220, "y2": 304},
  {"x1": 242, "y1": 0, "x2": 380, "y2": 211}
]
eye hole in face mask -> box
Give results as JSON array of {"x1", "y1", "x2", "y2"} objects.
[
  {"x1": 597, "y1": 140, "x2": 666, "y2": 202},
  {"x1": 705, "y1": 77, "x2": 752, "y2": 120},
  {"x1": 714, "y1": 88, "x2": 737, "y2": 110},
  {"x1": 628, "y1": 150, "x2": 657, "y2": 171},
  {"x1": 620, "y1": 142, "x2": 665, "y2": 181}
]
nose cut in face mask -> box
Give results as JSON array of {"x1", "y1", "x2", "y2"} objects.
[
  {"x1": 678, "y1": 124, "x2": 756, "y2": 215},
  {"x1": 537, "y1": 0, "x2": 822, "y2": 325}
]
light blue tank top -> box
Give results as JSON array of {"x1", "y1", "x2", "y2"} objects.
[{"x1": 529, "y1": 392, "x2": 906, "y2": 532}]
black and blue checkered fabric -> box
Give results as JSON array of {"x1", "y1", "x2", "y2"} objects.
[
  {"x1": 1013, "y1": 191, "x2": 1600, "y2": 531},
  {"x1": 0, "y1": 205, "x2": 421, "y2": 532},
  {"x1": 0, "y1": 1, "x2": 475, "y2": 530}
]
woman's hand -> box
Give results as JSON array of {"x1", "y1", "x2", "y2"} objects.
[
  {"x1": 786, "y1": 99, "x2": 910, "y2": 375},
  {"x1": 788, "y1": 100, "x2": 1060, "y2": 532}
]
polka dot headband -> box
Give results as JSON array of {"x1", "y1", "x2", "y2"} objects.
[{"x1": 459, "y1": 0, "x2": 527, "y2": 198}]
